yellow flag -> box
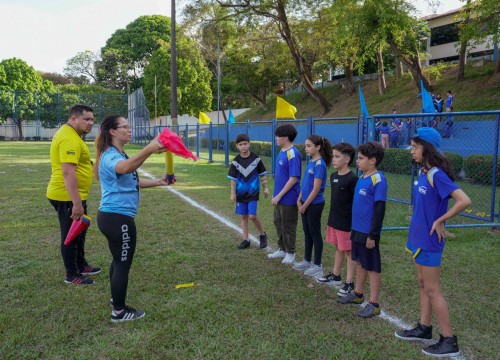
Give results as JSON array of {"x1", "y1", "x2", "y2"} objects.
[
  {"x1": 198, "y1": 112, "x2": 211, "y2": 124},
  {"x1": 276, "y1": 96, "x2": 297, "y2": 119}
]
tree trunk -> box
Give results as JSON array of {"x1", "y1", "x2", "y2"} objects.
[
  {"x1": 15, "y1": 120, "x2": 23, "y2": 140},
  {"x1": 457, "y1": 1, "x2": 471, "y2": 82},
  {"x1": 376, "y1": 46, "x2": 386, "y2": 95},
  {"x1": 344, "y1": 60, "x2": 356, "y2": 95},
  {"x1": 251, "y1": 88, "x2": 267, "y2": 111},
  {"x1": 396, "y1": 56, "x2": 402, "y2": 78},
  {"x1": 275, "y1": 1, "x2": 332, "y2": 115},
  {"x1": 388, "y1": 39, "x2": 432, "y2": 92},
  {"x1": 495, "y1": 56, "x2": 500, "y2": 75},
  {"x1": 457, "y1": 42, "x2": 467, "y2": 81}
]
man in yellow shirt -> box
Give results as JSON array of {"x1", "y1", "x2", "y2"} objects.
[{"x1": 47, "y1": 105, "x2": 101, "y2": 285}]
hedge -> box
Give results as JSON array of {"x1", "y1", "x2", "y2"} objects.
[{"x1": 464, "y1": 154, "x2": 500, "y2": 186}]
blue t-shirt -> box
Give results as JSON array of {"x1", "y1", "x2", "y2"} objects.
[
  {"x1": 98, "y1": 146, "x2": 140, "y2": 218},
  {"x1": 351, "y1": 172, "x2": 388, "y2": 234},
  {"x1": 446, "y1": 95, "x2": 454, "y2": 108},
  {"x1": 301, "y1": 158, "x2": 327, "y2": 204},
  {"x1": 227, "y1": 152, "x2": 267, "y2": 202},
  {"x1": 380, "y1": 126, "x2": 389, "y2": 135},
  {"x1": 407, "y1": 168, "x2": 459, "y2": 252},
  {"x1": 274, "y1": 146, "x2": 302, "y2": 206}
]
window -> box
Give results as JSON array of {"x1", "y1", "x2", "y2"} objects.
[{"x1": 430, "y1": 23, "x2": 459, "y2": 46}]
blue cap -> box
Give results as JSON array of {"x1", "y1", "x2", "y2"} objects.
[{"x1": 413, "y1": 127, "x2": 442, "y2": 152}]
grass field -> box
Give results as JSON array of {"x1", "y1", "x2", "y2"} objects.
[{"x1": 1, "y1": 142, "x2": 499, "y2": 359}]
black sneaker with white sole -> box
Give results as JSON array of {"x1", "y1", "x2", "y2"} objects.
[
  {"x1": 395, "y1": 322, "x2": 433, "y2": 342},
  {"x1": 111, "y1": 306, "x2": 145, "y2": 323},
  {"x1": 337, "y1": 282, "x2": 354, "y2": 297},
  {"x1": 317, "y1": 273, "x2": 342, "y2": 285},
  {"x1": 238, "y1": 240, "x2": 251, "y2": 249},
  {"x1": 422, "y1": 334, "x2": 459, "y2": 357}
]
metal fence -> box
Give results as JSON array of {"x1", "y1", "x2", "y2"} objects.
[
  {"x1": 0, "y1": 90, "x2": 127, "y2": 140},
  {"x1": 130, "y1": 109, "x2": 500, "y2": 230}
]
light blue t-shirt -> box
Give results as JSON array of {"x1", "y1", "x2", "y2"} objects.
[
  {"x1": 273, "y1": 146, "x2": 302, "y2": 206},
  {"x1": 351, "y1": 172, "x2": 388, "y2": 234},
  {"x1": 98, "y1": 146, "x2": 140, "y2": 218},
  {"x1": 301, "y1": 158, "x2": 327, "y2": 204},
  {"x1": 407, "y1": 168, "x2": 459, "y2": 252}
]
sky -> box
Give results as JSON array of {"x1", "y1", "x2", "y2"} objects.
[{"x1": 0, "y1": 0, "x2": 465, "y2": 74}]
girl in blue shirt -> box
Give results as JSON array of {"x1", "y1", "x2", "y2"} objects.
[
  {"x1": 293, "y1": 135, "x2": 332, "y2": 278},
  {"x1": 95, "y1": 115, "x2": 168, "y2": 323},
  {"x1": 395, "y1": 127, "x2": 471, "y2": 358}
]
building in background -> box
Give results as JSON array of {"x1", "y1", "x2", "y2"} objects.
[{"x1": 423, "y1": 7, "x2": 495, "y2": 66}]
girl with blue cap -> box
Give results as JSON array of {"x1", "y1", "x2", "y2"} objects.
[{"x1": 394, "y1": 127, "x2": 471, "y2": 358}]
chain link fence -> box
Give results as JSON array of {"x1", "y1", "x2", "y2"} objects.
[{"x1": 0, "y1": 90, "x2": 127, "y2": 140}]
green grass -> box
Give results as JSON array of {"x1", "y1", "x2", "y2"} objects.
[{"x1": 1, "y1": 142, "x2": 499, "y2": 359}]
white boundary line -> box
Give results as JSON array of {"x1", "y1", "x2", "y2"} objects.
[{"x1": 139, "y1": 168, "x2": 467, "y2": 359}]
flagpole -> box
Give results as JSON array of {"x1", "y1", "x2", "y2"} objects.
[{"x1": 217, "y1": 30, "x2": 221, "y2": 147}]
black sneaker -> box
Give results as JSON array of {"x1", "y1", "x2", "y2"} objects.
[
  {"x1": 422, "y1": 334, "x2": 459, "y2": 357},
  {"x1": 317, "y1": 273, "x2": 342, "y2": 285},
  {"x1": 259, "y1": 233, "x2": 268, "y2": 249},
  {"x1": 111, "y1": 306, "x2": 145, "y2": 323},
  {"x1": 395, "y1": 323, "x2": 433, "y2": 342},
  {"x1": 64, "y1": 275, "x2": 94, "y2": 285},
  {"x1": 337, "y1": 282, "x2": 354, "y2": 297},
  {"x1": 79, "y1": 265, "x2": 102, "y2": 276},
  {"x1": 238, "y1": 240, "x2": 251, "y2": 249}
]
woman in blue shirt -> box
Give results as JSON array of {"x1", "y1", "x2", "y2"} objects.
[{"x1": 95, "y1": 115, "x2": 168, "y2": 323}]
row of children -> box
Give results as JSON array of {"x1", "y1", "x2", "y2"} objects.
[{"x1": 227, "y1": 124, "x2": 471, "y2": 358}]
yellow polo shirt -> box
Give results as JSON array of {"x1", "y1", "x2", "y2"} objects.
[{"x1": 46, "y1": 124, "x2": 93, "y2": 201}]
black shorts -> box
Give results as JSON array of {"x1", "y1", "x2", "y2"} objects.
[{"x1": 351, "y1": 232, "x2": 381, "y2": 273}]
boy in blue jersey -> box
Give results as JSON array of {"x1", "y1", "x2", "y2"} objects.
[
  {"x1": 268, "y1": 124, "x2": 302, "y2": 264},
  {"x1": 228, "y1": 134, "x2": 269, "y2": 249},
  {"x1": 338, "y1": 142, "x2": 387, "y2": 319}
]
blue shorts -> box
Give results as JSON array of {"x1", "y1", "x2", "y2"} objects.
[
  {"x1": 405, "y1": 242, "x2": 443, "y2": 267},
  {"x1": 351, "y1": 240, "x2": 381, "y2": 273},
  {"x1": 235, "y1": 201, "x2": 258, "y2": 216}
]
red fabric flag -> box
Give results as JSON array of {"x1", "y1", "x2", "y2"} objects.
[{"x1": 158, "y1": 128, "x2": 197, "y2": 160}]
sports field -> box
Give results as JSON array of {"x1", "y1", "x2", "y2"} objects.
[{"x1": 0, "y1": 142, "x2": 498, "y2": 359}]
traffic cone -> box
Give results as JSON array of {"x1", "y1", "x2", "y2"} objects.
[{"x1": 64, "y1": 214, "x2": 91, "y2": 246}]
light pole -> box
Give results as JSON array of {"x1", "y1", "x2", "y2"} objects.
[
  {"x1": 170, "y1": 0, "x2": 178, "y2": 127},
  {"x1": 217, "y1": 30, "x2": 221, "y2": 146}
]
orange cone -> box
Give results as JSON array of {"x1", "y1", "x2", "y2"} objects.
[{"x1": 64, "y1": 215, "x2": 92, "y2": 246}]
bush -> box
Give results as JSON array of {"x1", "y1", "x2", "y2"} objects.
[
  {"x1": 464, "y1": 154, "x2": 500, "y2": 186},
  {"x1": 377, "y1": 148, "x2": 414, "y2": 175},
  {"x1": 377, "y1": 148, "x2": 463, "y2": 177}
]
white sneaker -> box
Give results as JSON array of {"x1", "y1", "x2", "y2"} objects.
[
  {"x1": 268, "y1": 249, "x2": 286, "y2": 259},
  {"x1": 292, "y1": 260, "x2": 311, "y2": 271},
  {"x1": 282, "y1": 253, "x2": 295, "y2": 264},
  {"x1": 304, "y1": 264, "x2": 323, "y2": 277}
]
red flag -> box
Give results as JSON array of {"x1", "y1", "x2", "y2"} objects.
[
  {"x1": 64, "y1": 215, "x2": 91, "y2": 246},
  {"x1": 158, "y1": 129, "x2": 197, "y2": 160}
]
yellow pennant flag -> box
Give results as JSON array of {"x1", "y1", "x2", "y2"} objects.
[
  {"x1": 198, "y1": 112, "x2": 211, "y2": 124},
  {"x1": 276, "y1": 96, "x2": 297, "y2": 119}
]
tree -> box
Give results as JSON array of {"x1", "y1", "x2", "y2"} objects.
[
  {"x1": 361, "y1": 0, "x2": 432, "y2": 92},
  {"x1": 143, "y1": 38, "x2": 213, "y2": 117},
  {"x1": 96, "y1": 15, "x2": 172, "y2": 91},
  {"x1": 184, "y1": 0, "x2": 334, "y2": 115},
  {"x1": 458, "y1": 0, "x2": 500, "y2": 75},
  {"x1": 0, "y1": 58, "x2": 55, "y2": 139},
  {"x1": 63, "y1": 50, "x2": 99, "y2": 84}
]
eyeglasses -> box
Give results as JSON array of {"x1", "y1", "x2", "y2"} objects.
[{"x1": 116, "y1": 125, "x2": 131, "y2": 130}]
